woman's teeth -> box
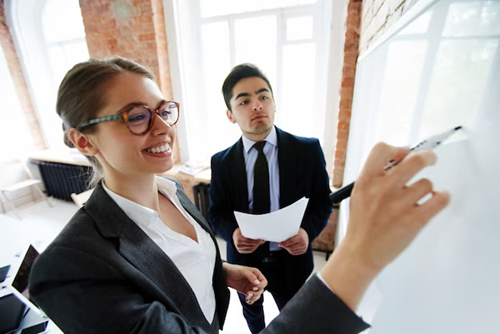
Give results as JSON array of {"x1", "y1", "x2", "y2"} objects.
[{"x1": 146, "y1": 144, "x2": 169, "y2": 153}]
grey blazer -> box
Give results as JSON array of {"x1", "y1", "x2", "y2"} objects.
[{"x1": 29, "y1": 180, "x2": 369, "y2": 334}]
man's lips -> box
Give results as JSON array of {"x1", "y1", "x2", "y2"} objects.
[{"x1": 252, "y1": 115, "x2": 267, "y2": 121}]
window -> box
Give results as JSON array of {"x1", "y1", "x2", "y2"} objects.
[
  {"x1": 7, "y1": 0, "x2": 89, "y2": 149},
  {"x1": 42, "y1": 0, "x2": 89, "y2": 86},
  {"x1": 172, "y1": 0, "x2": 332, "y2": 163},
  {"x1": 0, "y1": 47, "x2": 32, "y2": 161}
]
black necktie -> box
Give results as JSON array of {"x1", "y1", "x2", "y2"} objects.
[{"x1": 252, "y1": 141, "x2": 270, "y2": 214}]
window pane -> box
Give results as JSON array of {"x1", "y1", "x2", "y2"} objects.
[
  {"x1": 231, "y1": 0, "x2": 268, "y2": 14},
  {"x1": 200, "y1": 22, "x2": 237, "y2": 157},
  {"x1": 376, "y1": 41, "x2": 428, "y2": 145},
  {"x1": 0, "y1": 47, "x2": 32, "y2": 160},
  {"x1": 287, "y1": 16, "x2": 314, "y2": 40},
  {"x1": 280, "y1": 43, "x2": 316, "y2": 137},
  {"x1": 443, "y1": 1, "x2": 500, "y2": 37},
  {"x1": 280, "y1": 0, "x2": 299, "y2": 7},
  {"x1": 201, "y1": 0, "x2": 318, "y2": 17},
  {"x1": 200, "y1": 0, "x2": 231, "y2": 18},
  {"x1": 234, "y1": 16, "x2": 278, "y2": 85},
  {"x1": 420, "y1": 39, "x2": 498, "y2": 139},
  {"x1": 42, "y1": 0, "x2": 86, "y2": 42}
]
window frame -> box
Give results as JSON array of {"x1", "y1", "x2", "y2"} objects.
[{"x1": 165, "y1": 0, "x2": 344, "y2": 174}]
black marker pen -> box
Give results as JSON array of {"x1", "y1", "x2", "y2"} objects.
[{"x1": 329, "y1": 126, "x2": 462, "y2": 204}]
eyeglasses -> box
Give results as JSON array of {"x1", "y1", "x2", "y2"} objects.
[{"x1": 78, "y1": 101, "x2": 180, "y2": 136}]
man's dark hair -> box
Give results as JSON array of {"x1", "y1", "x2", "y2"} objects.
[{"x1": 222, "y1": 63, "x2": 274, "y2": 111}]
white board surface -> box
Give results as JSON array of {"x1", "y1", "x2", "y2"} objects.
[{"x1": 344, "y1": 0, "x2": 500, "y2": 332}]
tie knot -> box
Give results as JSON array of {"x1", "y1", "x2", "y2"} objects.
[{"x1": 253, "y1": 141, "x2": 266, "y2": 153}]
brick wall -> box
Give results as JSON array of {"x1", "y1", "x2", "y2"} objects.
[
  {"x1": 0, "y1": 1, "x2": 46, "y2": 150},
  {"x1": 332, "y1": 0, "x2": 362, "y2": 188},
  {"x1": 79, "y1": 0, "x2": 179, "y2": 161}
]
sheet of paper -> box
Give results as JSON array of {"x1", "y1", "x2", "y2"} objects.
[{"x1": 234, "y1": 197, "x2": 309, "y2": 242}]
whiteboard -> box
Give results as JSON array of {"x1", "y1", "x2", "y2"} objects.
[{"x1": 343, "y1": 0, "x2": 500, "y2": 332}]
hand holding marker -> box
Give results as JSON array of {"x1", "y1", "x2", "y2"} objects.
[{"x1": 330, "y1": 126, "x2": 463, "y2": 204}]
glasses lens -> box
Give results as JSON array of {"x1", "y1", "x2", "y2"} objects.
[
  {"x1": 127, "y1": 107, "x2": 152, "y2": 134},
  {"x1": 158, "y1": 102, "x2": 179, "y2": 125}
]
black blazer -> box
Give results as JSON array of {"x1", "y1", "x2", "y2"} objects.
[
  {"x1": 29, "y1": 178, "x2": 369, "y2": 334},
  {"x1": 29, "y1": 180, "x2": 229, "y2": 334},
  {"x1": 208, "y1": 127, "x2": 333, "y2": 287}
]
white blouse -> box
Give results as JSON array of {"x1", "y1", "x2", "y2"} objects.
[{"x1": 103, "y1": 177, "x2": 217, "y2": 323}]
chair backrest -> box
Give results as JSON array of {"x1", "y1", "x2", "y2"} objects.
[
  {"x1": 0, "y1": 159, "x2": 34, "y2": 187},
  {"x1": 71, "y1": 188, "x2": 94, "y2": 208}
]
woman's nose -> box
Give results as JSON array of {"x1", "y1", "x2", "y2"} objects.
[{"x1": 151, "y1": 113, "x2": 173, "y2": 135}]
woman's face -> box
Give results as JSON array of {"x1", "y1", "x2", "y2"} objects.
[{"x1": 90, "y1": 71, "x2": 176, "y2": 179}]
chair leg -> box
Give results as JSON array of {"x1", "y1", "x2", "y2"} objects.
[
  {"x1": 33, "y1": 185, "x2": 52, "y2": 207},
  {"x1": 0, "y1": 195, "x2": 5, "y2": 214},
  {"x1": 0, "y1": 191, "x2": 21, "y2": 219}
]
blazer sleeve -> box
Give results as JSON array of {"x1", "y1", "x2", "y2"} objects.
[
  {"x1": 31, "y1": 247, "x2": 369, "y2": 334},
  {"x1": 207, "y1": 154, "x2": 239, "y2": 243},
  {"x1": 30, "y1": 246, "x2": 213, "y2": 334},
  {"x1": 300, "y1": 139, "x2": 333, "y2": 241}
]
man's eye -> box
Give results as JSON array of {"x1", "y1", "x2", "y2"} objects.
[
  {"x1": 261, "y1": 96, "x2": 269, "y2": 100},
  {"x1": 240, "y1": 100, "x2": 248, "y2": 105},
  {"x1": 160, "y1": 109, "x2": 172, "y2": 116}
]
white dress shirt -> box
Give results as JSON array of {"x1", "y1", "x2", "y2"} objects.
[
  {"x1": 103, "y1": 177, "x2": 217, "y2": 323},
  {"x1": 241, "y1": 126, "x2": 282, "y2": 251}
]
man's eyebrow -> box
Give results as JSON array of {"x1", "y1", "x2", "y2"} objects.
[
  {"x1": 234, "y1": 92, "x2": 250, "y2": 100},
  {"x1": 255, "y1": 88, "x2": 270, "y2": 95},
  {"x1": 234, "y1": 88, "x2": 270, "y2": 101}
]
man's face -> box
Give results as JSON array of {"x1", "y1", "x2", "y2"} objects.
[{"x1": 227, "y1": 77, "x2": 276, "y2": 141}]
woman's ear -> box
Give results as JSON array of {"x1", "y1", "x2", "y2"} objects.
[{"x1": 67, "y1": 128, "x2": 99, "y2": 156}]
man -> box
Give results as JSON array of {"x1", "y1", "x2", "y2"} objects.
[{"x1": 208, "y1": 63, "x2": 333, "y2": 333}]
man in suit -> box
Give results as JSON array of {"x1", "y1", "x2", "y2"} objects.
[{"x1": 208, "y1": 63, "x2": 333, "y2": 333}]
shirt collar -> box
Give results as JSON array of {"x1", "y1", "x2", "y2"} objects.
[
  {"x1": 102, "y1": 177, "x2": 179, "y2": 228},
  {"x1": 242, "y1": 126, "x2": 278, "y2": 154}
]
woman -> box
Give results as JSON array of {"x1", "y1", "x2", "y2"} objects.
[{"x1": 30, "y1": 57, "x2": 450, "y2": 334}]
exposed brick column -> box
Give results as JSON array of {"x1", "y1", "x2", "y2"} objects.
[
  {"x1": 0, "y1": 1, "x2": 47, "y2": 150},
  {"x1": 151, "y1": 0, "x2": 172, "y2": 100},
  {"x1": 332, "y1": 0, "x2": 362, "y2": 188},
  {"x1": 79, "y1": 0, "x2": 179, "y2": 162}
]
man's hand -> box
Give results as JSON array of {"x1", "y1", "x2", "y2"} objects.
[
  {"x1": 223, "y1": 263, "x2": 267, "y2": 304},
  {"x1": 232, "y1": 228, "x2": 266, "y2": 254},
  {"x1": 279, "y1": 228, "x2": 309, "y2": 256}
]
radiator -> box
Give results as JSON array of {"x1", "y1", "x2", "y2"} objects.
[
  {"x1": 193, "y1": 182, "x2": 210, "y2": 219},
  {"x1": 32, "y1": 161, "x2": 93, "y2": 201}
]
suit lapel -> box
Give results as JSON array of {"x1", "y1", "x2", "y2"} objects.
[
  {"x1": 232, "y1": 138, "x2": 250, "y2": 212},
  {"x1": 85, "y1": 184, "x2": 210, "y2": 328}
]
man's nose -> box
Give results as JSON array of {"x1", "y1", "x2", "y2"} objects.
[{"x1": 252, "y1": 100, "x2": 263, "y2": 110}]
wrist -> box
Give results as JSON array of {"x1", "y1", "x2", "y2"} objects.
[{"x1": 320, "y1": 242, "x2": 381, "y2": 311}]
